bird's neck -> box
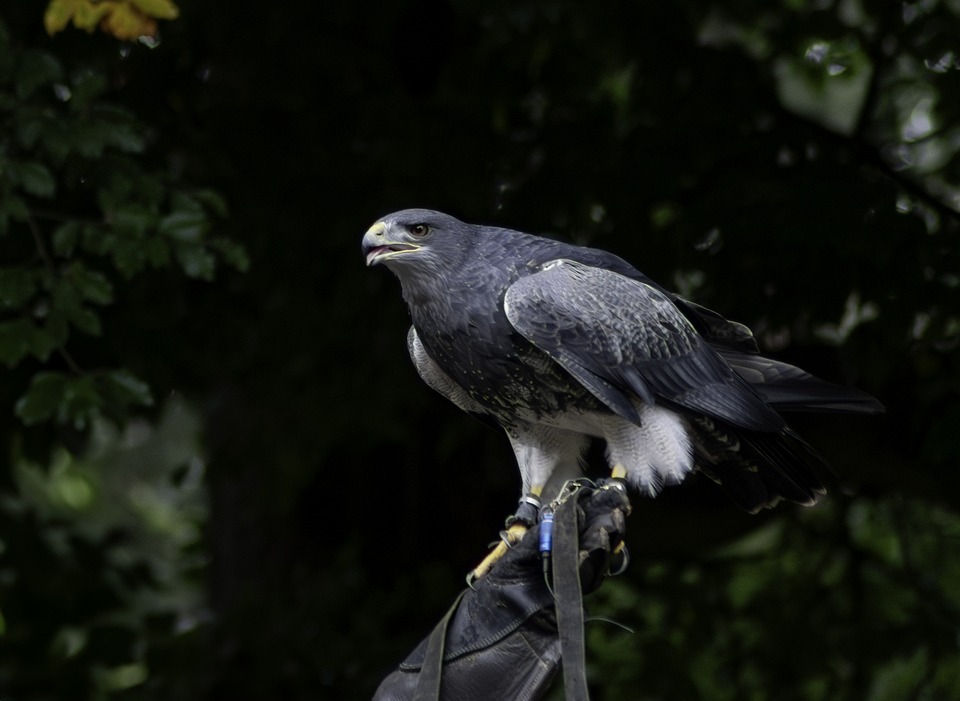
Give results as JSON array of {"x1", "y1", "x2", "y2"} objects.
[
  {"x1": 403, "y1": 281, "x2": 461, "y2": 329},
  {"x1": 402, "y1": 264, "x2": 509, "y2": 336},
  {"x1": 398, "y1": 273, "x2": 449, "y2": 309}
]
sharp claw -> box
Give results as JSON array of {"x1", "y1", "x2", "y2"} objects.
[
  {"x1": 609, "y1": 543, "x2": 629, "y2": 576},
  {"x1": 470, "y1": 540, "x2": 510, "y2": 580},
  {"x1": 469, "y1": 522, "x2": 530, "y2": 581}
]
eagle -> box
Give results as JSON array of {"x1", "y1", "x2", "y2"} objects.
[{"x1": 362, "y1": 209, "x2": 882, "y2": 577}]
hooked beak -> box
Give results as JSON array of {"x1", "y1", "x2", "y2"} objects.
[{"x1": 362, "y1": 222, "x2": 422, "y2": 266}]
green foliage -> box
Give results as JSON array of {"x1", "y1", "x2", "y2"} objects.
[
  {"x1": 0, "y1": 11, "x2": 239, "y2": 698},
  {"x1": 0, "y1": 398, "x2": 208, "y2": 699},
  {"x1": 15, "y1": 369, "x2": 152, "y2": 428},
  {"x1": 0, "y1": 13, "x2": 244, "y2": 430},
  {"x1": 585, "y1": 498, "x2": 960, "y2": 701}
]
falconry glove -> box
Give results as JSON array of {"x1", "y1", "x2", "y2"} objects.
[{"x1": 372, "y1": 480, "x2": 630, "y2": 701}]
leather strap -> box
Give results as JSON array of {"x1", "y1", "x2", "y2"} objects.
[
  {"x1": 412, "y1": 589, "x2": 468, "y2": 701},
  {"x1": 553, "y1": 488, "x2": 590, "y2": 701}
]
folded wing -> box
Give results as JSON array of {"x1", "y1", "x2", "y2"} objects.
[{"x1": 503, "y1": 259, "x2": 784, "y2": 432}]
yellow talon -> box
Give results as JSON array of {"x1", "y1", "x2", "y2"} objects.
[
  {"x1": 470, "y1": 487, "x2": 544, "y2": 582},
  {"x1": 470, "y1": 522, "x2": 529, "y2": 580},
  {"x1": 611, "y1": 464, "x2": 627, "y2": 480}
]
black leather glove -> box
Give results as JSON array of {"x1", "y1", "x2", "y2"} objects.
[{"x1": 373, "y1": 480, "x2": 630, "y2": 701}]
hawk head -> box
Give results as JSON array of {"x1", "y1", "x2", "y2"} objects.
[{"x1": 362, "y1": 209, "x2": 474, "y2": 289}]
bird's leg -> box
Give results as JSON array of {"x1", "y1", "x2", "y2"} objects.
[
  {"x1": 607, "y1": 464, "x2": 630, "y2": 561},
  {"x1": 469, "y1": 489, "x2": 543, "y2": 583}
]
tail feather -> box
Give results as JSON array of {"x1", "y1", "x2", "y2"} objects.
[
  {"x1": 716, "y1": 348, "x2": 884, "y2": 415},
  {"x1": 690, "y1": 417, "x2": 827, "y2": 513},
  {"x1": 669, "y1": 299, "x2": 882, "y2": 511}
]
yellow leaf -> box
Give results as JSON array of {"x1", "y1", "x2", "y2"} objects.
[
  {"x1": 45, "y1": 0, "x2": 177, "y2": 39},
  {"x1": 99, "y1": 2, "x2": 157, "y2": 40},
  {"x1": 128, "y1": 0, "x2": 179, "y2": 20},
  {"x1": 44, "y1": 0, "x2": 79, "y2": 35},
  {"x1": 73, "y1": 0, "x2": 114, "y2": 32}
]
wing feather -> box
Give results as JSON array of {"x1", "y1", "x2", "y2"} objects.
[{"x1": 504, "y1": 260, "x2": 784, "y2": 432}]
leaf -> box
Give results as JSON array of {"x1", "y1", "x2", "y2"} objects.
[
  {"x1": 210, "y1": 238, "x2": 250, "y2": 272},
  {"x1": 15, "y1": 115, "x2": 48, "y2": 150},
  {"x1": 68, "y1": 69, "x2": 108, "y2": 110},
  {"x1": 80, "y1": 224, "x2": 114, "y2": 257},
  {"x1": 50, "y1": 276, "x2": 80, "y2": 311},
  {"x1": 52, "y1": 221, "x2": 81, "y2": 257},
  {"x1": 15, "y1": 374, "x2": 104, "y2": 430},
  {"x1": 15, "y1": 49, "x2": 63, "y2": 99},
  {"x1": 66, "y1": 305, "x2": 102, "y2": 336},
  {"x1": 144, "y1": 237, "x2": 170, "y2": 266},
  {"x1": 0, "y1": 319, "x2": 33, "y2": 367},
  {"x1": 0, "y1": 267, "x2": 38, "y2": 309},
  {"x1": 50, "y1": 278, "x2": 103, "y2": 335},
  {"x1": 0, "y1": 193, "x2": 29, "y2": 224},
  {"x1": 13, "y1": 161, "x2": 57, "y2": 198},
  {"x1": 28, "y1": 322, "x2": 63, "y2": 362},
  {"x1": 15, "y1": 371, "x2": 68, "y2": 425},
  {"x1": 159, "y1": 209, "x2": 207, "y2": 243},
  {"x1": 867, "y1": 647, "x2": 931, "y2": 701},
  {"x1": 110, "y1": 205, "x2": 156, "y2": 236},
  {"x1": 72, "y1": 121, "x2": 109, "y2": 159},
  {"x1": 27, "y1": 309, "x2": 70, "y2": 361},
  {"x1": 110, "y1": 239, "x2": 148, "y2": 277},
  {"x1": 170, "y1": 191, "x2": 203, "y2": 213},
  {"x1": 99, "y1": 3, "x2": 158, "y2": 41},
  {"x1": 101, "y1": 369, "x2": 153, "y2": 408},
  {"x1": 45, "y1": 0, "x2": 80, "y2": 35},
  {"x1": 72, "y1": 105, "x2": 145, "y2": 153},
  {"x1": 72, "y1": 118, "x2": 144, "y2": 159},
  {"x1": 102, "y1": 121, "x2": 144, "y2": 153},
  {"x1": 73, "y1": 0, "x2": 115, "y2": 33},
  {"x1": 66, "y1": 262, "x2": 114, "y2": 305},
  {"x1": 39, "y1": 121, "x2": 72, "y2": 164},
  {"x1": 174, "y1": 243, "x2": 215, "y2": 280},
  {"x1": 129, "y1": 0, "x2": 179, "y2": 20},
  {"x1": 46, "y1": 0, "x2": 167, "y2": 40},
  {"x1": 42, "y1": 309, "x2": 70, "y2": 346},
  {"x1": 194, "y1": 189, "x2": 229, "y2": 218}
]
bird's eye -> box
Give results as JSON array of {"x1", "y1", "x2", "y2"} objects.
[{"x1": 408, "y1": 224, "x2": 430, "y2": 237}]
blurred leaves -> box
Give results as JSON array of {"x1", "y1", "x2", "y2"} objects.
[
  {"x1": 0, "y1": 398, "x2": 208, "y2": 699},
  {"x1": 44, "y1": 0, "x2": 179, "y2": 40},
  {"x1": 773, "y1": 36, "x2": 873, "y2": 135},
  {"x1": 585, "y1": 497, "x2": 960, "y2": 701},
  {"x1": 15, "y1": 369, "x2": 152, "y2": 429}
]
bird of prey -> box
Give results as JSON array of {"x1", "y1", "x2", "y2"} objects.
[{"x1": 362, "y1": 209, "x2": 882, "y2": 577}]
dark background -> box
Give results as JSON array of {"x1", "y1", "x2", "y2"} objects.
[{"x1": 1, "y1": 1, "x2": 959, "y2": 699}]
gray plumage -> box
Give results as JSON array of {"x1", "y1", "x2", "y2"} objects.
[{"x1": 363, "y1": 209, "x2": 883, "y2": 512}]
